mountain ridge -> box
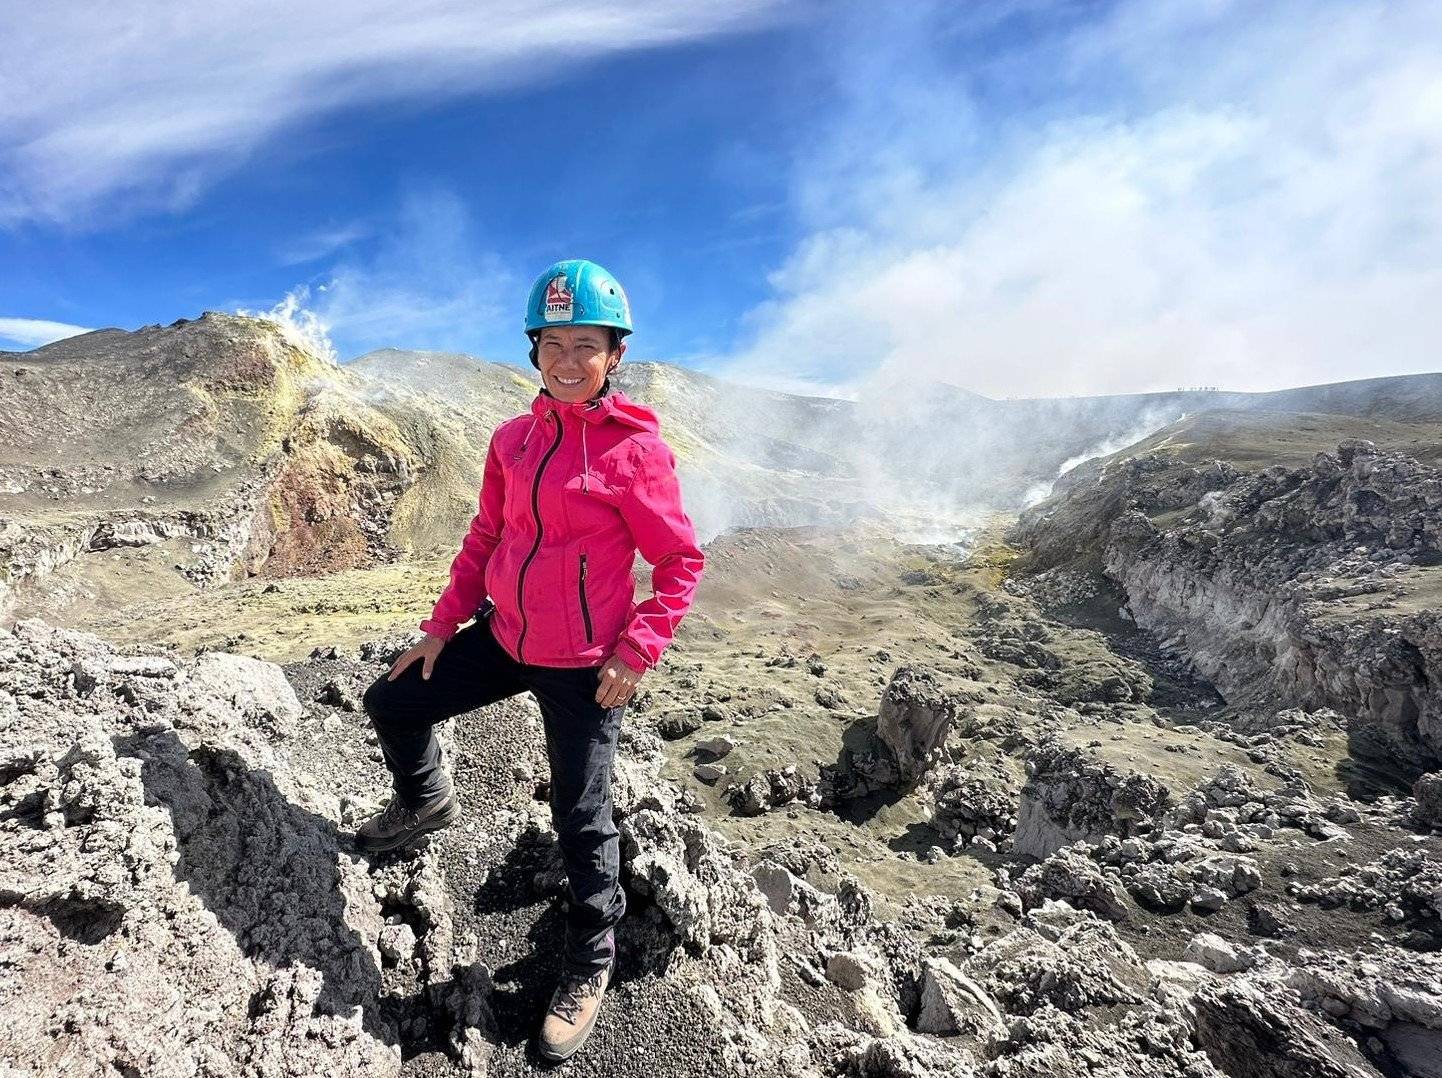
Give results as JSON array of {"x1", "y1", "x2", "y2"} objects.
[{"x1": 5, "y1": 311, "x2": 1440, "y2": 640}]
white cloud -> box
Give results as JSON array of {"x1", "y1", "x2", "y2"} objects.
[
  {"x1": 276, "y1": 222, "x2": 373, "y2": 266},
  {"x1": 241, "y1": 186, "x2": 517, "y2": 361},
  {"x1": 0, "y1": 317, "x2": 95, "y2": 349},
  {"x1": 719, "y1": 0, "x2": 1442, "y2": 399},
  {"x1": 0, "y1": 1, "x2": 793, "y2": 226}
]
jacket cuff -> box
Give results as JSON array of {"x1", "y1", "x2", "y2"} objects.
[
  {"x1": 418, "y1": 618, "x2": 458, "y2": 641},
  {"x1": 613, "y1": 638, "x2": 652, "y2": 674}
]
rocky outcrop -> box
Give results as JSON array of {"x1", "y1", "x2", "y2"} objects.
[
  {"x1": 1013, "y1": 742, "x2": 1170, "y2": 859},
  {"x1": 0, "y1": 314, "x2": 486, "y2": 622},
  {"x1": 1011, "y1": 847, "x2": 1132, "y2": 921},
  {"x1": 1287, "y1": 946, "x2": 1442, "y2": 1073},
  {"x1": 966, "y1": 918, "x2": 1151, "y2": 1016},
  {"x1": 876, "y1": 667, "x2": 962, "y2": 785},
  {"x1": 1415, "y1": 772, "x2": 1442, "y2": 829},
  {"x1": 914, "y1": 957, "x2": 1007, "y2": 1039},
  {"x1": 1292, "y1": 849, "x2": 1442, "y2": 933},
  {"x1": 1016, "y1": 441, "x2": 1442, "y2": 774},
  {"x1": 5, "y1": 601, "x2": 1441, "y2": 1076},
  {"x1": 0, "y1": 497, "x2": 269, "y2": 614},
  {"x1": 818, "y1": 666, "x2": 986, "y2": 808},
  {"x1": 928, "y1": 758, "x2": 1019, "y2": 852},
  {"x1": 1192, "y1": 978, "x2": 1382, "y2": 1078},
  {"x1": 0, "y1": 618, "x2": 425, "y2": 1075},
  {"x1": 726, "y1": 764, "x2": 822, "y2": 816}
]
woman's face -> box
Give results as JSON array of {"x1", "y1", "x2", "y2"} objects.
[{"x1": 536, "y1": 326, "x2": 624, "y2": 403}]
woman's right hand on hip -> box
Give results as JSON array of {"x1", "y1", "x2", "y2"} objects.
[{"x1": 388, "y1": 633, "x2": 447, "y2": 681}]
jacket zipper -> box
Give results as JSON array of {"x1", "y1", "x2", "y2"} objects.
[
  {"x1": 515, "y1": 413, "x2": 565, "y2": 662},
  {"x1": 578, "y1": 552, "x2": 594, "y2": 643}
]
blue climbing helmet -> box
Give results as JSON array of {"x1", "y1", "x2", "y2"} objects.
[{"x1": 524, "y1": 259, "x2": 632, "y2": 367}]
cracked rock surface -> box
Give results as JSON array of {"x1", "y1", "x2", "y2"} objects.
[{"x1": 7, "y1": 581, "x2": 1442, "y2": 1077}]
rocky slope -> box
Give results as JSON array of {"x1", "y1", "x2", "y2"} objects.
[
  {"x1": 0, "y1": 314, "x2": 497, "y2": 630},
  {"x1": 9, "y1": 317, "x2": 1433, "y2": 638},
  {"x1": 3, "y1": 518, "x2": 1441, "y2": 1074},
  {"x1": 1014, "y1": 434, "x2": 1442, "y2": 779},
  {"x1": 7, "y1": 595, "x2": 1441, "y2": 1077},
  {"x1": 357, "y1": 351, "x2": 1442, "y2": 526}
]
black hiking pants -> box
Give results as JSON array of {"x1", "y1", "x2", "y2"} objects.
[{"x1": 360, "y1": 608, "x2": 626, "y2": 975}]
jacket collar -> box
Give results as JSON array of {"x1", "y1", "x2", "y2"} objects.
[
  {"x1": 530, "y1": 378, "x2": 659, "y2": 433},
  {"x1": 532, "y1": 377, "x2": 611, "y2": 417}
]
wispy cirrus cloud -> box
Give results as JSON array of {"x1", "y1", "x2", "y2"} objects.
[
  {"x1": 0, "y1": 317, "x2": 95, "y2": 349},
  {"x1": 719, "y1": 0, "x2": 1442, "y2": 399},
  {"x1": 0, "y1": 0, "x2": 796, "y2": 227},
  {"x1": 275, "y1": 222, "x2": 374, "y2": 266},
  {"x1": 239, "y1": 185, "x2": 518, "y2": 362}
]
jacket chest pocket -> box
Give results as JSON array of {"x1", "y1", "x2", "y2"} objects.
[
  {"x1": 562, "y1": 469, "x2": 622, "y2": 503},
  {"x1": 562, "y1": 472, "x2": 623, "y2": 536}
]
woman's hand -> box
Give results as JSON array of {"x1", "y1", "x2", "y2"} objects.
[
  {"x1": 596, "y1": 655, "x2": 643, "y2": 708},
  {"x1": 388, "y1": 633, "x2": 447, "y2": 681}
]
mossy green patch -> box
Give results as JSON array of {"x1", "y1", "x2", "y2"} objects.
[{"x1": 968, "y1": 540, "x2": 1020, "y2": 588}]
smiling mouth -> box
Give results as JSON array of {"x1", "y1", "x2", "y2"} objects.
[{"x1": 555, "y1": 376, "x2": 584, "y2": 386}]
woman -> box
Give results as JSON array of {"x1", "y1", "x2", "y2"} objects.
[{"x1": 356, "y1": 258, "x2": 705, "y2": 1062}]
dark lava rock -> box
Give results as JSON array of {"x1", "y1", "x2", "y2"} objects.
[{"x1": 657, "y1": 712, "x2": 703, "y2": 740}]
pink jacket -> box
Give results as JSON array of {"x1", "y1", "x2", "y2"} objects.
[{"x1": 419, "y1": 384, "x2": 705, "y2": 673}]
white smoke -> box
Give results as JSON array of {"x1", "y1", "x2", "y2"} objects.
[
  {"x1": 1056, "y1": 410, "x2": 1182, "y2": 478},
  {"x1": 236, "y1": 286, "x2": 339, "y2": 365},
  {"x1": 1198, "y1": 489, "x2": 1234, "y2": 531},
  {"x1": 1020, "y1": 481, "x2": 1056, "y2": 510},
  {"x1": 1020, "y1": 409, "x2": 1181, "y2": 509}
]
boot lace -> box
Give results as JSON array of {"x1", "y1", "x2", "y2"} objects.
[
  {"x1": 378, "y1": 795, "x2": 418, "y2": 831},
  {"x1": 550, "y1": 967, "x2": 607, "y2": 1024}
]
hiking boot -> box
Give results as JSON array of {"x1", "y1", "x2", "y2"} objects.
[
  {"x1": 354, "y1": 791, "x2": 458, "y2": 853},
  {"x1": 538, "y1": 962, "x2": 612, "y2": 1062}
]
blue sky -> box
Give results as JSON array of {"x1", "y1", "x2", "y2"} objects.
[{"x1": 3, "y1": 1, "x2": 1440, "y2": 398}]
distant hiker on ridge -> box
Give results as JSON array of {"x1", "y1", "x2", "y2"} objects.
[{"x1": 355, "y1": 258, "x2": 706, "y2": 1062}]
